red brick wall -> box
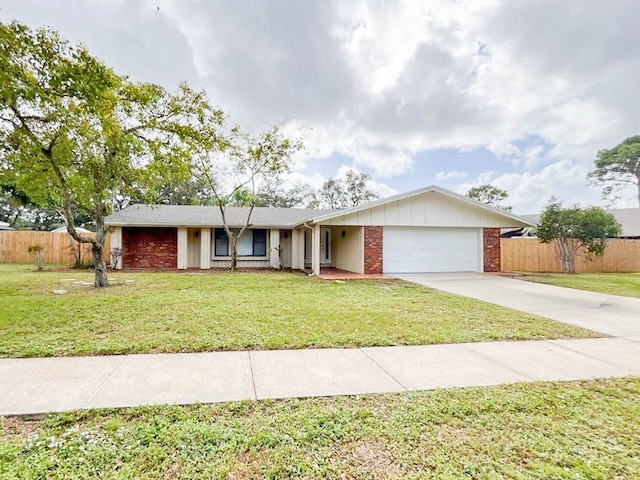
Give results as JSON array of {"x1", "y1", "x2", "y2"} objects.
[
  {"x1": 364, "y1": 226, "x2": 383, "y2": 274},
  {"x1": 122, "y1": 227, "x2": 178, "y2": 269},
  {"x1": 483, "y1": 228, "x2": 501, "y2": 272}
]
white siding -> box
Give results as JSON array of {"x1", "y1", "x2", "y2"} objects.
[
  {"x1": 279, "y1": 230, "x2": 292, "y2": 268},
  {"x1": 269, "y1": 229, "x2": 280, "y2": 269},
  {"x1": 332, "y1": 226, "x2": 364, "y2": 274},
  {"x1": 200, "y1": 228, "x2": 211, "y2": 269},
  {"x1": 210, "y1": 260, "x2": 270, "y2": 269},
  {"x1": 110, "y1": 227, "x2": 123, "y2": 269},
  {"x1": 187, "y1": 228, "x2": 200, "y2": 268},
  {"x1": 177, "y1": 227, "x2": 188, "y2": 269},
  {"x1": 323, "y1": 192, "x2": 518, "y2": 228}
]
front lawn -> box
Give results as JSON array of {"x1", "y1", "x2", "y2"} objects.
[
  {"x1": 0, "y1": 264, "x2": 596, "y2": 357},
  {"x1": 1, "y1": 377, "x2": 638, "y2": 478},
  {"x1": 521, "y1": 272, "x2": 640, "y2": 298}
]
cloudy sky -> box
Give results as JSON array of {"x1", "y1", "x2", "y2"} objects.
[{"x1": 3, "y1": 0, "x2": 639, "y2": 213}]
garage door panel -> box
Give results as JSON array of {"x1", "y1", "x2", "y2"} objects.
[{"x1": 383, "y1": 227, "x2": 480, "y2": 273}]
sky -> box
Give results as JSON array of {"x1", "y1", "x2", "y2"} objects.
[{"x1": 2, "y1": 0, "x2": 640, "y2": 213}]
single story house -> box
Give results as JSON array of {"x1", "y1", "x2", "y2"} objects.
[{"x1": 105, "y1": 185, "x2": 535, "y2": 275}]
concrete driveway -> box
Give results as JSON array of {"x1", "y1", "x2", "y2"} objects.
[{"x1": 393, "y1": 273, "x2": 640, "y2": 338}]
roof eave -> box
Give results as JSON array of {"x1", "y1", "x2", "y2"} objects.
[{"x1": 105, "y1": 222, "x2": 298, "y2": 229}]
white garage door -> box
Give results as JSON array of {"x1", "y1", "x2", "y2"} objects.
[{"x1": 383, "y1": 227, "x2": 481, "y2": 273}]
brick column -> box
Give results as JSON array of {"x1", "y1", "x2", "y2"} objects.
[
  {"x1": 364, "y1": 226, "x2": 383, "y2": 274},
  {"x1": 483, "y1": 228, "x2": 501, "y2": 272}
]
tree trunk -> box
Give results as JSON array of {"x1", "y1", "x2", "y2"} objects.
[
  {"x1": 564, "y1": 253, "x2": 576, "y2": 274},
  {"x1": 556, "y1": 239, "x2": 577, "y2": 274},
  {"x1": 230, "y1": 241, "x2": 238, "y2": 270},
  {"x1": 92, "y1": 242, "x2": 109, "y2": 287}
]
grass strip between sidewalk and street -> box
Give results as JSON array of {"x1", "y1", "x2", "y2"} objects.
[{"x1": 1, "y1": 377, "x2": 639, "y2": 478}]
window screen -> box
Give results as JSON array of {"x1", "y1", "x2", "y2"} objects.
[
  {"x1": 214, "y1": 229, "x2": 267, "y2": 257},
  {"x1": 253, "y1": 230, "x2": 267, "y2": 256},
  {"x1": 214, "y1": 229, "x2": 228, "y2": 256}
]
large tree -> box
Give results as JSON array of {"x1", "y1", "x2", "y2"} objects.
[
  {"x1": 0, "y1": 21, "x2": 221, "y2": 285},
  {"x1": 536, "y1": 199, "x2": 620, "y2": 273},
  {"x1": 317, "y1": 171, "x2": 379, "y2": 209},
  {"x1": 194, "y1": 124, "x2": 302, "y2": 270},
  {"x1": 588, "y1": 135, "x2": 640, "y2": 206},
  {"x1": 466, "y1": 184, "x2": 512, "y2": 211}
]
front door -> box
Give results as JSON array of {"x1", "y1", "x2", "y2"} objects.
[{"x1": 320, "y1": 227, "x2": 331, "y2": 264}]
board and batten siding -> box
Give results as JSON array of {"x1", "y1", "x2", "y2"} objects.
[
  {"x1": 331, "y1": 226, "x2": 364, "y2": 273},
  {"x1": 321, "y1": 191, "x2": 517, "y2": 228},
  {"x1": 210, "y1": 259, "x2": 271, "y2": 268}
]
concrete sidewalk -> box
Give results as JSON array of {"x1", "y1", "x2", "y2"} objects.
[{"x1": 2, "y1": 337, "x2": 639, "y2": 416}]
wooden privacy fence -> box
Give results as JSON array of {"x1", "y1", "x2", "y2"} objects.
[
  {"x1": 0, "y1": 231, "x2": 111, "y2": 265},
  {"x1": 501, "y1": 238, "x2": 640, "y2": 273}
]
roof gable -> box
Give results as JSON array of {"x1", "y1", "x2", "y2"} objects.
[{"x1": 303, "y1": 185, "x2": 536, "y2": 228}]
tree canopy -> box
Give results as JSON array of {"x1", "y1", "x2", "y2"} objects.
[
  {"x1": 192, "y1": 124, "x2": 302, "y2": 269},
  {"x1": 0, "y1": 20, "x2": 222, "y2": 285},
  {"x1": 317, "y1": 171, "x2": 379, "y2": 209},
  {"x1": 536, "y1": 199, "x2": 620, "y2": 273},
  {"x1": 588, "y1": 135, "x2": 640, "y2": 206},
  {"x1": 466, "y1": 184, "x2": 512, "y2": 211}
]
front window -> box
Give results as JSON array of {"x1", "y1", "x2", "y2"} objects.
[{"x1": 213, "y1": 229, "x2": 267, "y2": 257}]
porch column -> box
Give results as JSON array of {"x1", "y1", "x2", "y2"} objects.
[
  {"x1": 200, "y1": 228, "x2": 211, "y2": 269},
  {"x1": 312, "y1": 224, "x2": 321, "y2": 276},
  {"x1": 110, "y1": 227, "x2": 123, "y2": 269},
  {"x1": 177, "y1": 227, "x2": 188, "y2": 269},
  {"x1": 291, "y1": 229, "x2": 300, "y2": 270},
  {"x1": 269, "y1": 229, "x2": 280, "y2": 269}
]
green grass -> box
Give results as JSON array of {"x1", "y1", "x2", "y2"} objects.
[
  {"x1": 521, "y1": 272, "x2": 640, "y2": 298},
  {"x1": 1, "y1": 378, "x2": 639, "y2": 478},
  {"x1": 0, "y1": 264, "x2": 597, "y2": 358}
]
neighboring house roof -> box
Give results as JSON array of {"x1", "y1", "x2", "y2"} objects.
[
  {"x1": 105, "y1": 205, "x2": 335, "y2": 228},
  {"x1": 524, "y1": 208, "x2": 640, "y2": 238},
  {"x1": 301, "y1": 185, "x2": 537, "y2": 227},
  {"x1": 51, "y1": 226, "x2": 93, "y2": 233},
  {"x1": 0, "y1": 221, "x2": 14, "y2": 231}
]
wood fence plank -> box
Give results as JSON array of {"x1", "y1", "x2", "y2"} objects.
[
  {"x1": 501, "y1": 238, "x2": 640, "y2": 273},
  {"x1": 0, "y1": 232, "x2": 111, "y2": 265}
]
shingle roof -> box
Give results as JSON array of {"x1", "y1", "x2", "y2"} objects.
[
  {"x1": 524, "y1": 208, "x2": 640, "y2": 237},
  {"x1": 105, "y1": 204, "x2": 334, "y2": 228}
]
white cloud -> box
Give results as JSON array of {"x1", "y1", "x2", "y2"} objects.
[
  {"x1": 457, "y1": 161, "x2": 604, "y2": 214},
  {"x1": 435, "y1": 171, "x2": 468, "y2": 180},
  {"x1": 3, "y1": 0, "x2": 640, "y2": 206}
]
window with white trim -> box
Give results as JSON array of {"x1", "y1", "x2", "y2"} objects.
[{"x1": 213, "y1": 229, "x2": 267, "y2": 257}]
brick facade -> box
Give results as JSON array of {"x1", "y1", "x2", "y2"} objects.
[
  {"x1": 483, "y1": 228, "x2": 501, "y2": 272},
  {"x1": 364, "y1": 226, "x2": 383, "y2": 274},
  {"x1": 122, "y1": 227, "x2": 178, "y2": 269}
]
